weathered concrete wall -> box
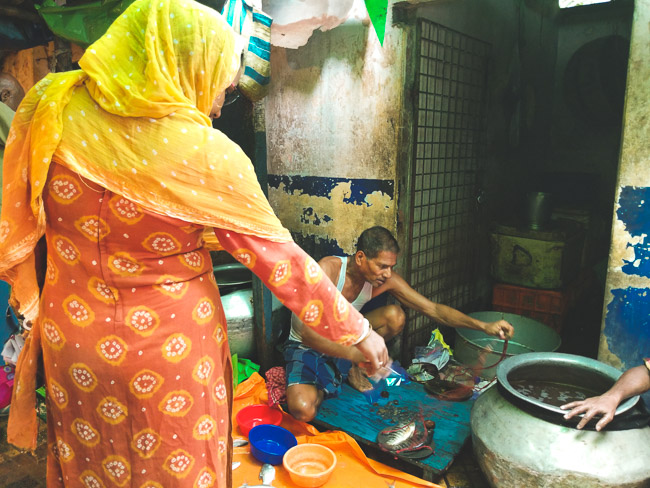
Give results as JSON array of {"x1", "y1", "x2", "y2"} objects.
[
  {"x1": 264, "y1": 0, "x2": 560, "y2": 258},
  {"x1": 264, "y1": 0, "x2": 402, "y2": 257},
  {"x1": 600, "y1": 0, "x2": 650, "y2": 371}
]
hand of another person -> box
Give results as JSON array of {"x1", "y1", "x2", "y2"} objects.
[
  {"x1": 561, "y1": 395, "x2": 620, "y2": 431},
  {"x1": 484, "y1": 320, "x2": 514, "y2": 340},
  {"x1": 355, "y1": 329, "x2": 389, "y2": 376}
]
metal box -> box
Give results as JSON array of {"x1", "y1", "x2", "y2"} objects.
[{"x1": 489, "y1": 221, "x2": 584, "y2": 289}]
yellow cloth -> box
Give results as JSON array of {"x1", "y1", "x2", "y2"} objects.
[
  {"x1": 232, "y1": 373, "x2": 442, "y2": 488},
  {"x1": 0, "y1": 0, "x2": 291, "y2": 324}
]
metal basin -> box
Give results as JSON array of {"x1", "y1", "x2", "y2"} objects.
[{"x1": 455, "y1": 312, "x2": 561, "y2": 379}]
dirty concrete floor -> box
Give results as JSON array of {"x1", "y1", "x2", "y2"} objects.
[
  {"x1": 0, "y1": 414, "x2": 48, "y2": 488},
  {"x1": 437, "y1": 441, "x2": 490, "y2": 488},
  {"x1": 0, "y1": 414, "x2": 489, "y2": 488}
]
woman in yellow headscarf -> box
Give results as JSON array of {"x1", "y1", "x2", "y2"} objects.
[{"x1": 0, "y1": 0, "x2": 388, "y2": 485}]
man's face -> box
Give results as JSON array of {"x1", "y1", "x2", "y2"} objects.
[
  {"x1": 0, "y1": 74, "x2": 25, "y2": 112},
  {"x1": 359, "y1": 250, "x2": 398, "y2": 287}
]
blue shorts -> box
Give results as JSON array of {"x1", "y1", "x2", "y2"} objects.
[{"x1": 283, "y1": 339, "x2": 353, "y2": 399}]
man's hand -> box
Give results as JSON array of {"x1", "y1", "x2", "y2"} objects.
[
  {"x1": 354, "y1": 329, "x2": 389, "y2": 376},
  {"x1": 560, "y1": 364, "x2": 650, "y2": 431},
  {"x1": 561, "y1": 395, "x2": 620, "y2": 431},
  {"x1": 484, "y1": 320, "x2": 514, "y2": 340}
]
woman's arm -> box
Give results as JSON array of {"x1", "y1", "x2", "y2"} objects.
[{"x1": 213, "y1": 228, "x2": 387, "y2": 371}]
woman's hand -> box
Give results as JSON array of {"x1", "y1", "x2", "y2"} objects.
[{"x1": 355, "y1": 329, "x2": 389, "y2": 376}]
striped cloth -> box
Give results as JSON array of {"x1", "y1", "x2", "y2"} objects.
[{"x1": 221, "y1": 0, "x2": 272, "y2": 102}]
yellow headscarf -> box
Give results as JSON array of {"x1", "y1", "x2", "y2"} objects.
[{"x1": 0, "y1": 0, "x2": 291, "y2": 323}]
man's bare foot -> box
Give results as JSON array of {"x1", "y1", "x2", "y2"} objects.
[{"x1": 348, "y1": 365, "x2": 374, "y2": 392}]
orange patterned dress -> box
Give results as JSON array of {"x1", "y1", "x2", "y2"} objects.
[{"x1": 41, "y1": 162, "x2": 364, "y2": 487}]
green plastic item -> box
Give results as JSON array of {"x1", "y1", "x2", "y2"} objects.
[
  {"x1": 34, "y1": 0, "x2": 226, "y2": 48},
  {"x1": 35, "y1": 0, "x2": 136, "y2": 47},
  {"x1": 364, "y1": 0, "x2": 388, "y2": 46},
  {"x1": 232, "y1": 354, "x2": 259, "y2": 387},
  {"x1": 36, "y1": 386, "x2": 47, "y2": 422},
  {"x1": 232, "y1": 353, "x2": 238, "y2": 387}
]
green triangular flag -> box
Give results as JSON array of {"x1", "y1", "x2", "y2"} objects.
[{"x1": 365, "y1": 0, "x2": 388, "y2": 46}]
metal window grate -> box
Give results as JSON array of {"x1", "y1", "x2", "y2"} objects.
[{"x1": 403, "y1": 20, "x2": 490, "y2": 359}]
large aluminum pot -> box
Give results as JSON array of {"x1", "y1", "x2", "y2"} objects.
[
  {"x1": 215, "y1": 264, "x2": 288, "y2": 360},
  {"x1": 471, "y1": 353, "x2": 650, "y2": 487},
  {"x1": 455, "y1": 312, "x2": 561, "y2": 379}
]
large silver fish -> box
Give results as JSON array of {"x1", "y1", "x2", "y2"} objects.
[
  {"x1": 377, "y1": 417, "x2": 431, "y2": 455},
  {"x1": 383, "y1": 421, "x2": 416, "y2": 447}
]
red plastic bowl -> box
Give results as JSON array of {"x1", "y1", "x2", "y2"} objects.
[{"x1": 236, "y1": 404, "x2": 283, "y2": 436}]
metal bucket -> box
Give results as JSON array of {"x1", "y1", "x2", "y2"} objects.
[
  {"x1": 525, "y1": 191, "x2": 553, "y2": 230},
  {"x1": 454, "y1": 312, "x2": 561, "y2": 379}
]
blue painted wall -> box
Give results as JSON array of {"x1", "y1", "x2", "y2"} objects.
[
  {"x1": 600, "y1": 1, "x2": 650, "y2": 382},
  {"x1": 604, "y1": 288, "x2": 650, "y2": 369},
  {"x1": 603, "y1": 186, "x2": 650, "y2": 370},
  {"x1": 617, "y1": 186, "x2": 650, "y2": 278}
]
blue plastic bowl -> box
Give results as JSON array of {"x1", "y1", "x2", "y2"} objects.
[{"x1": 248, "y1": 424, "x2": 297, "y2": 465}]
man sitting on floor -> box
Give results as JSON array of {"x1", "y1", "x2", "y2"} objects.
[{"x1": 284, "y1": 226, "x2": 514, "y2": 422}]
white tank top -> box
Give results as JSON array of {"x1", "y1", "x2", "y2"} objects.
[{"x1": 288, "y1": 256, "x2": 373, "y2": 342}]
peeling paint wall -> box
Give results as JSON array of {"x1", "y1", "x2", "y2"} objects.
[
  {"x1": 601, "y1": 0, "x2": 650, "y2": 371},
  {"x1": 268, "y1": 175, "x2": 395, "y2": 255},
  {"x1": 264, "y1": 0, "x2": 402, "y2": 256}
]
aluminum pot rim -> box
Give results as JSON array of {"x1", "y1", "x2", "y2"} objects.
[{"x1": 496, "y1": 352, "x2": 640, "y2": 417}]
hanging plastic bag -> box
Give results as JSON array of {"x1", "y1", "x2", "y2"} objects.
[
  {"x1": 221, "y1": 0, "x2": 272, "y2": 102},
  {"x1": 2, "y1": 334, "x2": 25, "y2": 366}
]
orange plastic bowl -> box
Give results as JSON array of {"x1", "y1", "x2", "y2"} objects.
[
  {"x1": 282, "y1": 443, "x2": 337, "y2": 487},
  {"x1": 236, "y1": 404, "x2": 283, "y2": 436}
]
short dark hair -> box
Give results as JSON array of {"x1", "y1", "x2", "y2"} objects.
[{"x1": 356, "y1": 226, "x2": 400, "y2": 259}]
